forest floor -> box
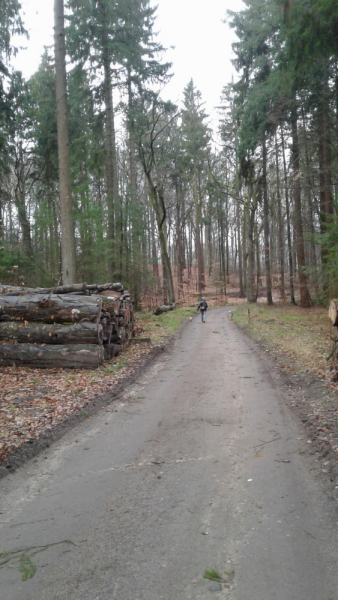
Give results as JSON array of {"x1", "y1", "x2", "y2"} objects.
[
  {"x1": 0, "y1": 307, "x2": 196, "y2": 471},
  {"x1": 2, "y1": 297, "x2": 337, "y2": 484},
  {"x1": 234, "y1": 303, "x2": 338, "y2": 477}
]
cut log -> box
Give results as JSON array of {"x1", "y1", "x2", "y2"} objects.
[
  {"x1": 130, "y1": 338, "x2": 152, "y2": 345},
  {"x1": 0, "y1": 343, "x2": 104, "y2": 369},
  {"x1": 87, "y1": 283, "x2": 124, "y2": 293},
  {"x1": 0, "y1": 294, "x2": 102, "y2": 324},
  {"x1": 103, "y1": 343, "x2": 122, "y2": 360},
  {"x1": 89, "y1": 295, "x2": 121, "y2": 315},
  {"x1": 110, "y1": 333, "x2": 122, "y2": 343},
  {"x1": 0, "y1": 284, "x2": 87, "y2": 296},
  {"x1": 329, "y1": 300, "x2": 338, "y2": 326},
  {"x1": 99, "y1": 290, "x2": 121, "y2": 298},
  {"x1": 101, "y1": 319, "x2": 112, "y2": 344},
  {"x1": 0, "y1": 322, "x2": 103, "y2": 345},
  {"x1": 153, "y1": 303, "x2": 175, "y2": 316},
  {"x1": 0, "y1": 282, "x2": 123, "y2": 296}
]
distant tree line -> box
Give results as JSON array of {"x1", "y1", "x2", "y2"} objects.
[{"x1": 0, "y1": 0, "x2": 337, "y2": 307}]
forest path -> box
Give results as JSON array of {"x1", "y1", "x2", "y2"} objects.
[{"x1": 0, "y1": 307, "x2": 337, "y2": 600}]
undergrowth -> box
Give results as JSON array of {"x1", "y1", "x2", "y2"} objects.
[
  {"x1": 138, "y1": 306, "x2": 196, "y2": 343},
  {"x1": 233, "y1": 303, "x2": 331, "y2": 374}
]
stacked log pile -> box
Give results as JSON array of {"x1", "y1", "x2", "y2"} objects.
[{"x1": 0, "y1": 283, "x2": 134, "y2": 369}]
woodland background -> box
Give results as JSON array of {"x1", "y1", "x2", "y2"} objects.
[{"x1": 0, "y1": 0, "x2": 338, "y2": 309}]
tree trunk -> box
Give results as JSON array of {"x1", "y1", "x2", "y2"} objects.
[
  {"x1": 0, "y1": 283, "x2": 123, "y2": 296},
  {"x1": 291, "y1": 105, "x2": 312, "y2": 307},
  {"x1": 0, "y1": 343, "x2": 104, "y2": 369},
  {"x1": 100, "y1": 1, "x2": 119, "y2": 277},
  {"x1": 275, "y1": 133, "x2": 285, "y2": 301},
  {"x1": 175, "y1": 182, "x2": 184, "y2": 288},
  {"x1": 127, "y1": 68, "x2": 142, "y2": 305},
  {"x1": 318, "y1": 85, "x2": 333, "y2": 282},
  {"x1": 147, "y1": 178, "x2": 175, "y2": 304},
  {"x1": 193, "y1": 172, "x2": 205, "y2": 294},
  {"x1": 54, "y1": 0, "x2": 77, "y2": 284},
  {"x1": 262, "y1": 133, "x2": 273, "y2": 305},
  {"x1": 0, "y1": 321, "x2": 103, "y2": 345},
  {"x1": 150, "y1": 205, "x2": 160, "y2": 282},
  {"x1": 247, "y1": 176, "x2": 257, "y2": 303},
  {"x1": 280, "y1": 125, "x2": 296, "y2": 304},
  {"x1": 236, "y1": 177, "x2": 244, "y2": 297}
]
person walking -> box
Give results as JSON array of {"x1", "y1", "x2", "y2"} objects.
[{"x1": 198, "y1": 297, "x2": 208, "y2": 323}]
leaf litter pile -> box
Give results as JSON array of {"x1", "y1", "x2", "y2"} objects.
[{"x1": 0, "y1": 342, "x2": 155, "y2": 464}]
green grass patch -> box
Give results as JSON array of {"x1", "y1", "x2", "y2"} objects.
[
  {"x1": 18, "y1": 554, "x2": 36, "y2": 581},
  {"x1": 233, "y1": 303, "x2": 331, "y2": 373},
  {"x1": 137, "y1": 306, "x2": 196, "y2": 343},
  {"x1": 102, "y1": 355, "x2": 127, "y2": 375}
]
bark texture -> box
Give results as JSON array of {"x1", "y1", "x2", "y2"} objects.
[
  {"x1": 0, "y1": 322, "x2": 104, "y2": 345},
  {"x1": 54, "y1": 0, "x2": 77, "y2": 284},
  {"x1": 291, "y1": 106, "x2": 312, "y2": 308},
  {"x1": 0, "y1": 294, "x2": 103, "y2": 323},
  {"x1": 0, "y1": 343, "x2": 104, "y2": 369}
]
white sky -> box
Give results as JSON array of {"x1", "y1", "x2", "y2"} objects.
[{"x1": 13, "y1": 0, "x2": 243, "y2": 119}]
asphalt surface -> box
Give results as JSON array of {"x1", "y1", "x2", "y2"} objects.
[{"x1": 0, "y1": 307, "x2": 337, "y2": 600}]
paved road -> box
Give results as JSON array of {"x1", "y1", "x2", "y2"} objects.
[{"x1": 0, "y1": 307, "x2": 337, "y2": 600}]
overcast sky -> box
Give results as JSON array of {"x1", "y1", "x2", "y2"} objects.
[{"x1": 13, "y1": 0, "x2": 243, "y2": 118}]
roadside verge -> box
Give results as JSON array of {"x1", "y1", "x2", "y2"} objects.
[{"x1": 233, "y1": 303, "x2": 338, "y2": 498}]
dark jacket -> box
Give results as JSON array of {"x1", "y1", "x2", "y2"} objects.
[{"x1": 198, "y1": 300, "x2": 208, "y2": 311}]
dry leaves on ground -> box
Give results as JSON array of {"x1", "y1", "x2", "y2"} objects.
[{"x1": 0, "y1": 343, "x2": 156, "y2": 464}]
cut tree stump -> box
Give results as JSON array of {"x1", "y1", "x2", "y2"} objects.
[
  {"x1": 0, "y1": 343, "x2": 104, "y2": 369},
  {"x1": 0, "y1": 322, "x2": 104, "y2": 345}
]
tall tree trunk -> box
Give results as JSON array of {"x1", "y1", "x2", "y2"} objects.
[
  {"x1": 175, "y1": 182, "x2": 184, "y2": 289},
  {"x1": 127, "y1": 68, "x2": 142, "y2": 304},
  {"x1": 301, "y1": 109, "x2": 317, "y2": 269},
  {"x1": 242, "y1": 200, "x2": 248, "y2": 294},
  {"x1": 147, "y1": 177, "x2": 175, "y2": 304},
  {"x1": 247, "y1": 179, "x2": 256, "y2": 303},
  {"x1": 151, "y1": 205, "x2": 159, "y2": 282},
  {"x1": 317, "y1": 81, "x2": 333, "y2": 282},
  {"x1": 291, "y1": 106, "x2": 312, "y2": 307},
  {"x1": 236, "y1": 184, "x2": 244, "y2": 297},
  {"x1": 280, "y1": 125, "x2": 296, "y2": 304},
  {"x1": 275, "y1": 134, "x2": 285, "y2": 300},
  {"x1": 54, "y1": 0, "x2": 77, "y2": 284},
  {"x1": 193, "y1": 172, "x2": 205, "y2": 294},
  {"x1": 100, "y1": 0, "x2": 118, "y2": 276},
  {"x1": 262, "y1": 132, "x2": 273, "y2": 305},
  {"x1": 255, "y1": 220, "x2": 261, "y2": 300}
]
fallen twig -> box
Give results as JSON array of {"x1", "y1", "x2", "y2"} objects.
[{"x1": 253, "y1": 437, "x2": 281, "y2": 448}]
